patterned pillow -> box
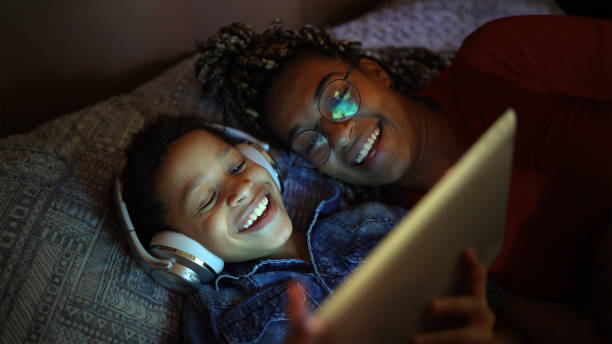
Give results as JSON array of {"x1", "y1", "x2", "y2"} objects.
[{"x1": 0, "y1": 1, "x2": 563, "y2": 343}]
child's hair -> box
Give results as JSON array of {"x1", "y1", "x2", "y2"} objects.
[
  {"x1": 122, "y1": 115, "x2": 233, "y2": 246},
  {"x1": 195, "y1": 19, "x2": 450, "y2": 144}
]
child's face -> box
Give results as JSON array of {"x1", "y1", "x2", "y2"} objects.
[{"x1": 152, "y1": 129, "x2": 292, "y2": 263}]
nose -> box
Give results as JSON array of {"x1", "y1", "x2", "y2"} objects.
[
  {"x1": 319, "y1": 118, "x2": 355, "y2": 150},
  {"x1": 226, "y1": 177, "x2": 253, "y2": 207}
]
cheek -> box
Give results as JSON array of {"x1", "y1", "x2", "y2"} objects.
[
  {"x1": 265, "y1": 118, "x2": 286, "y2": 144},
  {"x1": 265, "y1": 97, "x2": 320, "y2": 145},
  {"x1": 317, "y1": 161, "x2": 364, "y2": 185},
  {"x1": 264, "y1": 104, "x2": 297, "y2": 145},
  {"x1": 194, "y1": 213, "x2": 231, "y2": 254},
  {"x1": 317, "y1": 158, "x2": 345, "y2": 180}
]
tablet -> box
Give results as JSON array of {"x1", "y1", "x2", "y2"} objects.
[{"x1": 314, "y1": 109, "x2": 516, "y2": 343}]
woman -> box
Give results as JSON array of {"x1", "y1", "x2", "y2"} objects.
[
  {"x1": 121, "y1": 115, "x2": 502, "y2": 343},
  {"x1": 196, "y1": 15, "x2": 611, "y2": 341}
]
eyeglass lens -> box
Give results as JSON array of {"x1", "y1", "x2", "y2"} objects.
[
  {"x1": 291, "y1": 73, "x2": 361, "y2": 167},
  {"x1": 290, "y1": 129, "x2": 330, "y2": 168},
  {"x1": 319, "y1": 80, "x2": 360, "y2": 122}
]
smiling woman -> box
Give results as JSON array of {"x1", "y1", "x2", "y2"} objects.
[
  {"x1": 263, "y1": 52, "x2": 459, "y2": 188},
  {"x1": 195, "y1": 20, "x2": 457, "y2": 190}
]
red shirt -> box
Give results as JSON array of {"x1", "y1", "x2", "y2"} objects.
[{"x1": 419, "y1": 15, "x2": 612, "y2": 301}]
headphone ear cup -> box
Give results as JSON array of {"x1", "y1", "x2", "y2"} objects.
[
  {"x1": 236, "y1": 143, "x2": 284, "y2": 192},
  {"x1": 114, "y1": 175, "x2": 224, "y2": 293},
  {"x1": 149, "y1": 231, "x2": 224, "y2": 292}
]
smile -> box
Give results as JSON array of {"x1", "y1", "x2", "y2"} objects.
[
  {"x1": 354, "y1": 124, "x2": 381, "y2": 165},
  {"x1": 239, "y1": 195, "x2": 270, "y2": 231}
]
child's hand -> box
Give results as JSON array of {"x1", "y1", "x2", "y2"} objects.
[{"x1": 412, "y1": 249, "x2": 495, "y2": 343}]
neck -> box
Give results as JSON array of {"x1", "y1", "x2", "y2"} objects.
[
  {"x1": 269, "y1": 229, "x2": 310, "y2": 262},
  {"x1": 397, "y1": 99, "x2": 462, "y2": 191}
]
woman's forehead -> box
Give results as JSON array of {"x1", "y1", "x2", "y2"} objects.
[{"x1": 281, "y1": 53, "x2": 347, "y2": 79}]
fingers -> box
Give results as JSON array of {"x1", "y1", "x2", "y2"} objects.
[
  {"x1": 430, "y1": 296, "x2": 495, "y2": 327},
  {"x1": 462, "y1": 248, "x2": 487, "y2": 299},
  {"x1": 412, "y1": 250, "x2": 494, "y2": 343},
  {"x1": 412, "y1": 327, "x2": 493, "y2": 344},
  {"x1": 431, "y1": 296, "x2": 484, "y2": 315}
]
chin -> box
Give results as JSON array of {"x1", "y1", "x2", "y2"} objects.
[
  {"x1": 341, "y1": 168, "x2": 396, "y2": 186},
  {"x1": 272, "y1": 218, "x2": 292, "y2": 243}
]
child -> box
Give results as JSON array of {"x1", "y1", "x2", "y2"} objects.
[{"x1": 121, "y1": 115, "x2": 499, "y2": 343}]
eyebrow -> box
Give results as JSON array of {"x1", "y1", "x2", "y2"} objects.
[
  {"x1": 287, "y1": 72, "x2": 337, "y2": 143},
  {"x1": 183, "y1": 146, "x2": 233, "y2": 214}
]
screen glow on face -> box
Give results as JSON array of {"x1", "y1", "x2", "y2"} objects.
[
  {"x1": 331, "y1": 88, "x2": 358, "y2": 120},
  {"x1": 289, "y1": 65, "x2": 361, "y2": 168},
  {"x1": 321, "y1": 80, "x2": 359, "y2": 122},
  {"x1": 291, "y1": 129, "x2": 330, "y2": 164}
]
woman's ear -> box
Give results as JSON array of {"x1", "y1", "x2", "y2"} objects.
[{"x1": 358, "y1": 58, "x2": 392, "y2": 88}]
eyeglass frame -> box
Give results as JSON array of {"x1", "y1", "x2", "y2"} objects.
[{"x1": 289, "y1": 64, "x2": 361, "y2": 168}]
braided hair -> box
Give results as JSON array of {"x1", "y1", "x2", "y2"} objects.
[
  {"x1": 196, "y1": 19, "x2": 451, "y2": 142},
  {"x1": 195, "y1": 19, "x2": 362, "y2": 141},
  {"x1": 195, "y1": 20, "x2": 451, "y2": 203}
]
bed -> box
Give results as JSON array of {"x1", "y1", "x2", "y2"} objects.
[{"x1": 0, "y1": 1, "x2": 564, "y2": 342}]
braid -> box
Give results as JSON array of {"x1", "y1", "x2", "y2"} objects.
[
  {"x1": 195, "y1": 19, "x2": 362, "y2": 140},
  {"x1": 195, "y1": 20, "x2": 452, "y2": 203}
]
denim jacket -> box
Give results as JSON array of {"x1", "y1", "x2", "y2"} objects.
[
  {"x1": 182, "y1": 188, "x2": 505, "y2": 343},
  {"x1": 182, "y1": 188, "x2": 407, "y2": 343}
]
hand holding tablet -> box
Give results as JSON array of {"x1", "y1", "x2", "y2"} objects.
[{"x1": 287, "y1": 109, "x2": 516, "y2": 343}]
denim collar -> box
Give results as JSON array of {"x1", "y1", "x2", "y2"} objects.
[{"x1": 213, "y1": 186, "x2": 343, "y2": 291}]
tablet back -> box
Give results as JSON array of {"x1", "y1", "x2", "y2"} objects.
[{"x1": 315, "y1": 109, "x2": 516, "y2": 343}]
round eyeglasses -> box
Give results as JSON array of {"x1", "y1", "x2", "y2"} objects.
[{"x1": 290, "y1": 65, "x2": 361, "y2": 168}]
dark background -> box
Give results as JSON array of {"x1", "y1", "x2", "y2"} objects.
[
  {"x1": 0, "y1": 0, "x2": 609, "y2": 138},
  {"x1": 555, "y1": 0, "x2": 611, "y2": 19},
  {"x1": 0, "y1": 0, "x2": 380, "y2": 138}
]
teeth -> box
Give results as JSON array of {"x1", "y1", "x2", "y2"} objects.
[
  {"x1": 355, "y1": 127, "x2": 380, "y2": 164},
  {"x1": 242, "y1": 196, "x2": 269, "y2": 229}
]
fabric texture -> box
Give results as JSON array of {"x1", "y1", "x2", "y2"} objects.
[
  {"x1": 0, "y1": 1, "x2": 564, "y2": 343},
  {"x1": 419, "y1": 15, "x2": 611, "y2": 301},
  {"x1": 183, "y1": 190, "x2": 407, "y2": 344},
  {"x1": 183, "y1": 190, "x2": 507, "y2": 343},
  {"x1": 331, "y1": 0, "x2": 563, "y2": 50}
]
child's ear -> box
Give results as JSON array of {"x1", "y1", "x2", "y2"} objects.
[{"x1": 358, "y1": 58, "x2": 392, "y2": 88}]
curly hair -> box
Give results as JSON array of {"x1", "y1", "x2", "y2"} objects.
[
  {"x1": 195, "y1": 19, "x2": 451, "y2": 143},
  {"x1": 195, "y1": 20, "x2": 451, "y2": 203},
  {"x1": 195, "y1": 19, "x2": 363, "y2": 140},
  {"x1": 122, "y1": 115, "x2": 231, "y2": 246}
]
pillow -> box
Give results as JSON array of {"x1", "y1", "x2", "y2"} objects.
[
  {"x1": 330, "y1": 0, "x2": 564, "y2": 50},
  {"x1": 0, "y1": 1, "x2": 564, "y2": 342}
]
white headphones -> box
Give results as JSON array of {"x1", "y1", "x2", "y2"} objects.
[{"x1": 113, "y1": 125, "x2": 285, "y2": 294}]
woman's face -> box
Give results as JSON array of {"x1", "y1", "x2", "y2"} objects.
[
  {"x1": 264, "y1": 53, "x2": 423, "y2": 186},
  {"x1": 153, "y1": 129, "x2": 292, "y2": 263}
]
